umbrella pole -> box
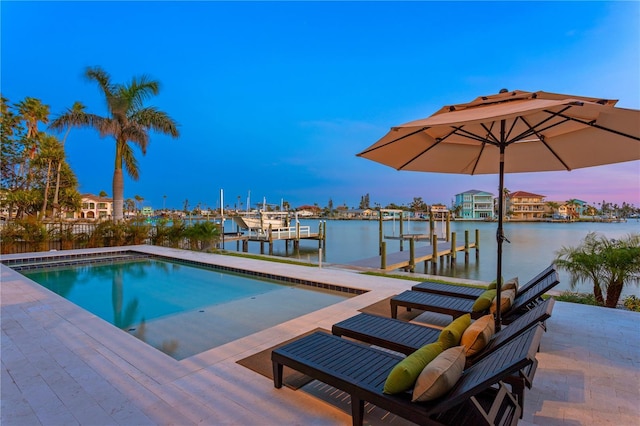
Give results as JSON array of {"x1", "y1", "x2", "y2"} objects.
[
  {"x1": 495, "y1": 123, "x2": 506, "y2": 332},
  {"x1": 496, "y1": 162, "x2": 505, "y2": 331}
]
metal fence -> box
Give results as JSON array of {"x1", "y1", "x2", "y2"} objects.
[{"x1": 0, "y1": 222, "x2": 199, "y2": 254}]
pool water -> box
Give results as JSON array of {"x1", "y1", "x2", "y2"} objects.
[{"x1": 23, "y1": 258, "x2": 351, "y2": 360}]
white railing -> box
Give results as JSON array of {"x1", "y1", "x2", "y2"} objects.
[
  {"x1": 270, "y1": 225, "x2": 311, "y2": 239},
  {"x1": 247, "y1": 225, "x2": 312, "y2": 240}
]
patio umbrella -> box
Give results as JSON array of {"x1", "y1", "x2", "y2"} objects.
[{"x1": 357, "y1": 89, "x2": 640, "y2": 329}]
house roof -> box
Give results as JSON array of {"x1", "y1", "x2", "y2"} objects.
[
  {"x1": 455, "y1": 189, "x2": 493, "y2": 196},
  {"x1": 81, "y1": 193, "x2": 113, "y2": 203},
  {"x1": 296, "y1": 205, "x2": 321, "y2": 211},
  {"x1": 509, "y1": 191, "x2": 546, "y2": 198}
]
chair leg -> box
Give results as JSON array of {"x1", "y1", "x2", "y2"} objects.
[
  {"x1": 351, "y1": 395, "x2": 364, "y2": 426},
  {"x1": 272, "y1": 361, "x2": 283, "y2": 388}
]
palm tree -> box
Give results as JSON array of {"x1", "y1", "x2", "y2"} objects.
[
  {"x1": 49, "y1": 101, "x2": 86, "y2": 219},
  {"x1": 35, "y1": 134, "x2": 64, "y2": 219},
  {"x1": 17, "y1": 97, "x2": 49, "y2": 189},
  {"x1": 49, "y1": 67, "x2": 179, "y2": 221},
  {"x1": 134, "y1": 194, "x2": 144, "y2": 213},
  {"x1": 555, "y1": 232, "x2": 640, "y2": 307},
  {"x1": 545, "y1": 201, "x2": 560, "y2": 218}
]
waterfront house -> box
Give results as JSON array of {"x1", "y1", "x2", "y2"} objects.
[
  {"x1": 296, "y1": 205, "x2": 322, "y2": 217},
  {"x1": 507, "y1": 191, "x2": 546, "y2": 220},
  {"x1": 77, "y1": 193, "x2": 113, "y2": 220},
  {"x1": 454, "y1": 190, "x2": 494, "y2": 219}
]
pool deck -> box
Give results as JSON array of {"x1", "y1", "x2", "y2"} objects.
[{"x1": 2, "y1": 246, "x2": 639, "y2": 425}]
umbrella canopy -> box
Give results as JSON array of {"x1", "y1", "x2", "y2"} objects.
[{"x1": 357, "y1": 89, "x2": 640, "y2": 329}]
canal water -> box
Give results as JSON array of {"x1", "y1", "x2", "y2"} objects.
[{"x1": 221, "y1": 218, "x2": 640, "y2": 297}]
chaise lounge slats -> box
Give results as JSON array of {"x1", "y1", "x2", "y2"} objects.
[
  {"x1": 411, "y1": 264, "x2": 556, "y2": 300},
  {"x1": 272, "y1": 325, "x2": 544, "y2": 426},
  {"x1": 390, "y1": 291, "x2": 479, "y2": 319},
  {"x1": 412, "y1": 282, "x2": 487, "y2": 299},
  {"x1": 332, "y1": 298, "x2": 554, "y2": 412},
  {"x1": 332, "y1": 312, "x2": 442, "y2": 355},
  {"x1": 392, "y1": 269, "x2": 560, "y2": 323},
  {"x1": 334, "y1": 298, "x2": 555, "y2": 359}
]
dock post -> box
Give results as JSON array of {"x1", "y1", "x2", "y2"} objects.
[
  {"x1": 242, "y1": 239, "x2": 248, "y2": 252},
  {"x1": 380, "y1": 241, "x2": 386, "y2": 269},
  {"x1": 318, "y1": 221, "x2": 323, "y2": 248},
  {"x1": 475, "y1": 229, "x2": 480, "y2": 259},
  {"x1": 465, "y1": 230, "x2": 470, "y2": 263},
  {"x1": 451, "y1": 232, "x2": 457, "y2": 263},
  {"x1": 431, "y1": 234, "x2": 438, "y2": 265},
  {"x1": 379, "y1": 214, "x2": 383, "y2": 255},
  {"x1": 429, "y1": 211, "x2": 434, "y2": 237},
  {"x1": 400, "y1": 216, "x2": 404, "y2": 252},
  {"x1": 409, "y1": 238, "x2": 415, "y2": 272},
  {"x1": 323, "y1": 220, "x2": 327, "y2": 249},
  {"x1": 446, "y1": 214, "x2": 451, "y2": 242}
]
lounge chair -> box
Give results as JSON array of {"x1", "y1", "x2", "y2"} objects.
[
  {"x1": 332, "y1": 298, "x2": 555, "y2": 411},
  {"x1": 411, "y1": 264, "x2": 556, "y2": 300},
  {"x1": 333, "y1": 297, "x2": 554, "y2": 357},
  {"x1": 390, "y1": 269, "x2": 559, "y2": 321},
  {"x1": 272, "y1": 324, "x2": 544, "y2": 426}
]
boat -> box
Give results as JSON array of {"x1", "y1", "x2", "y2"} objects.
[{"x1": 232, "y1": 210, "x2": 290, "y2": 231}]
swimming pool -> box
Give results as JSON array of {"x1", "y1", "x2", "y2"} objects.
[{"x1": 12, "y1": 252, "x2": 356, "y2": 360}]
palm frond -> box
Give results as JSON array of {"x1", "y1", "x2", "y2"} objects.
[
  {"x1": 121, "y1": 143, "x2": 139, "y2": 180},
  {"x1": 131, "y1": 107, "x2": 179, "y2": 137}
]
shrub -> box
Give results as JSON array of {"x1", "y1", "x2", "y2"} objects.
[
  {"x1": 554, "y1": 291, "x2": 600, "y2": 306},
  {"x1": 623, "y1": 295, "x2": 640, "y2": 312},
  {"x1": 555, "y1": 232, "x2": 640, "y2": 308}
]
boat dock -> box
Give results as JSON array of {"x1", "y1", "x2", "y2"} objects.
[
  {"x1": 220, "y1": 222, "x2": 326, "y2": 255},
  {"x1": 349, "y1": 230, "x2": 478, "y2": 271}
]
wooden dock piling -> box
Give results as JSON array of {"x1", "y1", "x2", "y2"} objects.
[{"x1": 350, "y1": 228, "x2": 479, "y2": 272}]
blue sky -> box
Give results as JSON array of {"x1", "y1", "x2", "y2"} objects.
[{"x1": 2, "y1": 1, "x2": 639, "y2": 211}]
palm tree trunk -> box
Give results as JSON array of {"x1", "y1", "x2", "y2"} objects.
[
  {"x1": 593, "y1": 282, "x2": 605, "y2": 305},
  {"x1": 52, "y1": 160, "x2": 63, "y2": 218},
  {"x1": 113, "y1": 168, "x2": 124, "y2": 221},
  {"x1": 605, "y1": 281, "x2": 623, "y2": 308},
  {"x1": 52, "y1": 126, "x2": 71, "y2": 219},
  {"x1": 113, "y1": 140, "x2": 124, "y2": 222},
  {"x1": 40, "y1": 159, "x2": 53, "y2": 219}
]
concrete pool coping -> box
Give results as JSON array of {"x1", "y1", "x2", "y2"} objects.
[{"x1": 2, "y1": 245, "x2": 639, "y2": 425}]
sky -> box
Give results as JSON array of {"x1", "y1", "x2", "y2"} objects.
[{"x1": 2, "y1": 1, "x2": 639, "y2": 211}]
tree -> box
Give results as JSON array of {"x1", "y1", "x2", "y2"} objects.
[
  {"x1": 124, "y1": 198, "x2": 135, "y2": 215},
  {"x1": 16, "y1": 98, "x2": 50, "y2": 193},
  {"x1": 1, "y1": 96, "x2": 25, "y2": 219},
  {"x1": 409, "y1": 197, "x2": 428, "y2": 213},
  {"x1": 134, "y1": 194, "x2": 144, "y2": 213},
  {"x1": 33, "y1": 134, "x2": 65, "y2": 219},
  {"x1": 555, "y1": 232, "x2": 640, "y2": 308},
  {"x1": 49, "y1": 101, "x2": 86, "y2": 218},
  {"x1": 49, "y1": 67, "x2": 179, "y2": 221},
  {"x1": 358, "y1": 194, "x2": 370, "y2": 209},
  {"x1": 184, "y1": 221, "x2": 220, "y2": 252},
  {"x1": 546, "y1": 201, "x2": 560, "y2": 217}
]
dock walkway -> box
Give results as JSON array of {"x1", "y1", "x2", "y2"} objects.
[{"x1": 349, "y1": 240, "x2": 476, "y2": 271}]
